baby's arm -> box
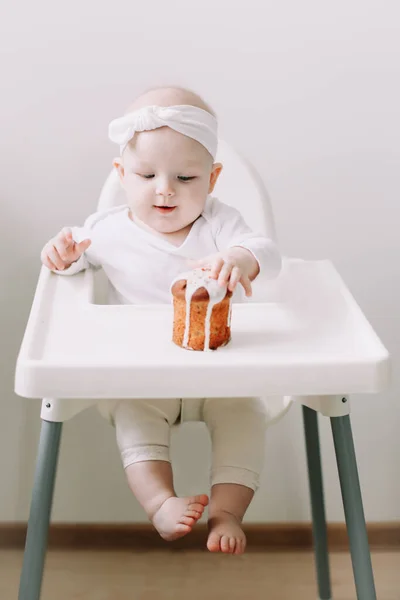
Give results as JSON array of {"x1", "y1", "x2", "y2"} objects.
[{"x1": 198, "y1": 198, "x2": 282, "y2": 296}]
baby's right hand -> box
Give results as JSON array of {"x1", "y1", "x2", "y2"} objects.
[{"x1": 41, "y1": 228, "x2": 91, "y2": 271}]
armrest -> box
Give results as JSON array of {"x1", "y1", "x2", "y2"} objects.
[{"x1": 15, "y1": 266, "x2": 95, "y2": 397}]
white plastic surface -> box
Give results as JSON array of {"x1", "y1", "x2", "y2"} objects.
[{"x1": 15, "y1": 257, "x2": 390, "y2": 400}]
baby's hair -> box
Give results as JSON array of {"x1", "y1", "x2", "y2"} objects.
[{"x1": 124, "y1": 85, "x2": 217, "y2": 118}]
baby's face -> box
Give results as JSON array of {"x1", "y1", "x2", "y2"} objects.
[{"x1": 117, "y1": 127, "x2": 220, "y2": 235}]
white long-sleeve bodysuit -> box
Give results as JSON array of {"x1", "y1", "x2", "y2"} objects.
[{"x1": 58, "y1": 195, "x2": 284, "y2": 491}]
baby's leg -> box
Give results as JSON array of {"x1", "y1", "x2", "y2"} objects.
[
  {"x1": 113, "y1": 398, "x2": 208, "y2": 541},
  {"x1": 203, "y1": 397, "x2": 267, "y2": 554}
]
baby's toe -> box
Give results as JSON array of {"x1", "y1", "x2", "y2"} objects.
[
  {"x1": 179, "y1": 516, "x2": 196, "y2": 527},
  {"x1": 176, "y1": 524, "x2": 191, "y2": 534},
  {"x1": 190, "y1": 494, "x2": 209, "y2": 507},
  {"x1": 185, "y1": 509, "x2": 202, "y2": 519},
  {"x1": 220, "y1": 535, "x2": 231, "y2": 553},
  {"x1": 207, "y1": 532, "x2": 221, "y2": 553},
  {"x1": 234, "y1": 538, "x2": 246, "y2": 555},
  {"x1": 189, "y1": 504, "x2": 205, "y2": 517}
]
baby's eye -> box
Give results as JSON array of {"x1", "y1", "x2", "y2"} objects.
[
  {"x1": 178, "y1": 176, "x2": 196, "y2": 182},
  {"x1": 139, "y1": 174, "x2": 155, "y2": 179}
]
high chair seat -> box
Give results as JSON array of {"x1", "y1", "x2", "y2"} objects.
[{"x1": 15, "y1": 139, "x2": 390, "y2": 600}]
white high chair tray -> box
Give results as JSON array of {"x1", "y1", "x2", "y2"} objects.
[{"x1": 15, "y1": 258, "x2": 389, "y2": 399}]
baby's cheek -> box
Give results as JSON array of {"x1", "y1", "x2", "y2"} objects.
[
  {"x1": 123, "y1": 181, "x2": 139, "y2": 203},
  {"x1": 186, "y1": 200, "x2": 205, "y2": 222},
  {"x1": 192, "y1": 191, "x2": 208, "y2": 212}
]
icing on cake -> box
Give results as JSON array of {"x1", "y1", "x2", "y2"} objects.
[{"x1": 171, "y1": 267, "x2": 231, "y2": 351}]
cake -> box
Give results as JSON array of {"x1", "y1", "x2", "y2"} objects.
[{"x1": 171, "y1": 268, "x2": 232, "y2": 351}]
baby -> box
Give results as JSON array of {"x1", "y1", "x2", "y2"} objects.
[{"x1": 41, "y1": 86, "x2": 283, "y2": 555}]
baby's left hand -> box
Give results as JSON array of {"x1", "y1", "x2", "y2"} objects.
[{"x1": 192, "y1": 247, "x2": 259, "y2": 297}]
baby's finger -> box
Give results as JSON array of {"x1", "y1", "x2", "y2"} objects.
[
  {"x1": 41, "y1": 250, "x2": 57, "y2": 271},
  {"x1": 56, "y1": 228, "x2": 74, "y2": 252},
  {"x1": 228, "y1": 266, "x2": 242, "y2": 292},
  {"x1": 76, "y1": 238, "x2": 91, "y2": 254},
  {"x1": 53, "y1": 238, "x2": 70, "y2": 262},
  {"x1": 218, "y1": 260, "x2": 234, "y2": 287},
  {"x1": 60, "y1": 227, "x2": 73, "y2": 243},
  {"x1": 47, "y1": 246, "x2": 66, "y2": 271},
  {"x1": 210, "y1": 256, "x2": 225, "y2": 280},
  {"x1": 240, "y1": 275, "x2": 253, "y2": 297}
]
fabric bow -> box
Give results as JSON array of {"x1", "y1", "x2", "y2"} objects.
[{"x1": 108, "y1": 104, "x2": 218, "y2": 159}]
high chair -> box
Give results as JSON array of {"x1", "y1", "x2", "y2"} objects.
[{"x1": 15, "y1": 140, "x2": 390, "y2": 600}]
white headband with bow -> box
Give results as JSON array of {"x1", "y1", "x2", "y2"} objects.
[{"x1": 108, "y1": 104, "x2": 218, "y2": 159}]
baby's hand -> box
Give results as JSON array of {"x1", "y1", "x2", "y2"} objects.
[
  {"x1": 40, "y1": 228, "x2": 91, "y2": 271},
  {"x1": 193, "y1": 247, "x2": 259, "y2": 297}
]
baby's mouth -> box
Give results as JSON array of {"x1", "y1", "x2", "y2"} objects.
[{"x1": 154, "y1": 206, "x2": 177, "y2": 214}]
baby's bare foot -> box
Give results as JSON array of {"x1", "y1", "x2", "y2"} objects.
[
  {"x1": 207, "y1": 511, "x2": 246, "y2": 555},
  {"x1": 152, "y1": 494, "x2": 209, "y2": 542}
]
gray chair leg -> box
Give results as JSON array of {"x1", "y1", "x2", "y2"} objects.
[
  {"x1": 331, "y1": 415, "x2": 377, "y2": 600},
  {"x1": 303, "y1": 406, "x2": 332, "y2": 600},
  {"x1": 19, "y1": 419, "x2": 63, "y2": 600}
]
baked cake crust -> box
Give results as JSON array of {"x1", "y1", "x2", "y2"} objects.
[{"x1": 171, "y1": 269, "x2": 232, "y2": 351}]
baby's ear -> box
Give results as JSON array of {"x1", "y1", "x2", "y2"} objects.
[
  {"x1": 208, "y1": 162, "x2": 223, "y2": 193},
  {"x1": 113, "y1": 157, "x2": 125, "y2": 182}
]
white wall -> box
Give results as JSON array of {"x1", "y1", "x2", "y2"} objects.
[{"x1": 1, "y1": 0, "x2": 399, "y2": 523}]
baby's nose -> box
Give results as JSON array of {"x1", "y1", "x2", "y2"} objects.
[{"x1": 156, "y1": 177, "x2": 175, "y2": 197}]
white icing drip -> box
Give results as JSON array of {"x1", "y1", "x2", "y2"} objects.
[
  {"x1": 171, "y1": 268, "x2": 230, "y2": 351},
  {"x1": 183, "y1": 291, "x2": 191, "y2": 348},
  {"x1": 227, "y1": 302, "x2": 233, "y2": 328},
  {"x1": 204, "y1": 298, "x2": 214, "y2": 352}
]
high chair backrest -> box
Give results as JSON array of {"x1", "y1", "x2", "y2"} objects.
[{"x1": 97, "y1": 139, "x2": 278, "y2": 243}]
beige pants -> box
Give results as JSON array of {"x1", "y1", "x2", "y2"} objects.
[{"x1": 110, "y1": 397, "x2": 270, "y2": 492}]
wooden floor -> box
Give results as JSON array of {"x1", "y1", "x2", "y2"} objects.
[{"x1": 2, "y1": 549, "x2": 399, "y2": 599}]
